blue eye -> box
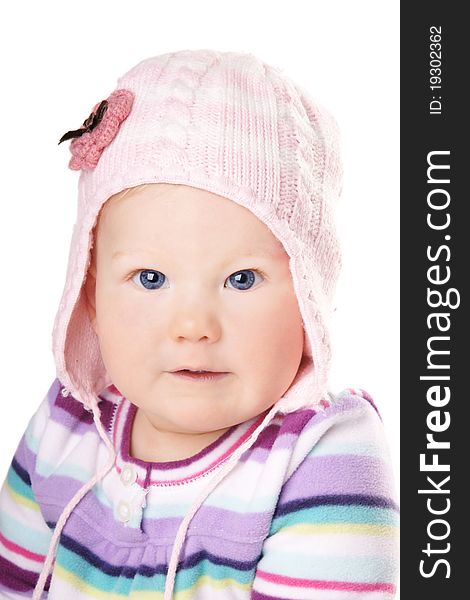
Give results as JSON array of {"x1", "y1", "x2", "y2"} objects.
[
  {"x1": 225, "y1": 269, "x2": 263, "y2": 291},
  {"x1": 131, "y1": 269, "x2": 167, "y2": 290},
  {"x1": 130, "y1": 268, "x2": 264, "y2": 291}
]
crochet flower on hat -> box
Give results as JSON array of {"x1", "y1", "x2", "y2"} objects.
[{"x1": 58, "y1": 89, "x2": 134, "y2": 170}]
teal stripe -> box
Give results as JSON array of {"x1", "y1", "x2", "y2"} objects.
[
  {"x1": 25, "y1": 419, "x2": 43, "y2": 454},
  {"x1": 312, "y1": 442, "x2": 384, "y2": 458},
  {"x1": 7, "y1": 463, "x2": 35, "y2": 502},
  {"x1": 56, "y1": 545, "x2": 254, "y2": 594},
  {"x1": 5, "y1": 466, "x2": 52, "y2": 553},
  {"x1": 270, "y1": 505, "x2": 398, "y2": 535},
  {"x1": 34, "y1": 456, "x2": 93, "y2": 483},
  {"x1": 198, "y1": 493, "x2": 275, "y2": 513},
  {"x1": 1, "y1": 512, "x2": 52, "y2": 554},
  {"x1": 175, "y1": 558, "x2": 254, "y2": 590},
  {"x1": 57, "y1": 544, "x2": 165, "y2": 594}
]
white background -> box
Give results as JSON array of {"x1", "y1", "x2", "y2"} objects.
[{"x1": 0, "y1": 0, "x2": 399, "y2": 589}]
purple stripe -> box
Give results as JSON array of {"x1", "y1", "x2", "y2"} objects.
[
  {"x1": 0, "y1": 555, "x2": 51, "y2": 593},
  {"x1": 14, "y1": 437, "x2": 34, "y2": 481},
  {"x1": 248, "y1": 409, "x2": 316, "y2": 453},
  {"x1": 252, "y1": 592, "x2": 292, "y2": 600},
  {"x1": 11, "y1": 456, "x2": 31, "y2": 486},
  {"x1": 97, "y1": 392, "x2": 120, "y2": 432},
  {"x1": 275, "y1": 494, "x2": 399, "y2": 517},
  {"x1": 58, "y1": 532, "x2": 259, "y2": 576},
  {"x1": 276, "y1": 409, "x2": 316, "y2": 436},
  {"x1": 281, "y1": 454, "x2": 395, "y2": 500},
  {"x1": 241, "y1": 422, "x2": 280, "y2": 456},
  {"x1": 55, "y1": 388, "x2": 94, "y2": 425},
  {"x1": 272, "y1": 395, "x2": 366, "y2": 451},
  {"x1": 97, "y1": 397, "x2": 118, "y2": 432},
  {"x1": 41, "y1": 489, "x2": 271, "y2": 567},
  {"x1": 59, "y1": 532, "x2": 166, "y2": 577},
  {"x1": 54, "y1": 382, "x2": 117, "y2": 433},
  {"x1": 241, "y1": 400, "x2": 364, "y2": 464},
  {"x1": 46, "y1": 377, "x2": 61, "y2": 407}
]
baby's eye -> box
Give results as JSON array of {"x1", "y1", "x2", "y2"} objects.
[
  {"x1": 225, "y1": 269, "x2": 264, "y2": 291},
  {"x1": 130, "y1": 268, "x2": 264, "y2": 291},
  {"x1": 131, "y1": 269, "x2": 167, "y2": 290}
]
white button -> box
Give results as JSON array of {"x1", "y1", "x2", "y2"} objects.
[
  {"x1": 120, "y1": 465, "x2": 137, "y2": 487},
  {"x1": 117, "y1": 500, "x2": 131, "y2": 522},
  {"x1": 61, "y1": 387, "x2": 70, "y2": 397}
]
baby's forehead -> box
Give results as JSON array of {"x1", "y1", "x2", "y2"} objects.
[{"x1": 97, "y1": 183, "x2": 287, "y2": 257}]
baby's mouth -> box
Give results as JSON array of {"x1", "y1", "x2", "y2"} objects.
[{"x1": 169, "y1": 369, "x2": 229, "y2": 382}]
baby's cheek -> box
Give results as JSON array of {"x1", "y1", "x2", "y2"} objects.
[
  {"x1": 241, "y1": 295, "x2": 302, "y2": 371},
  {"x1": 95, "y1": 294, "x2": 138, "y2": 350},
  {"x1": 264, "y1": 294, "x2": 304, "y2": 369}
]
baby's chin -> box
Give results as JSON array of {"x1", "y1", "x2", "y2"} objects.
[
  {"x1": 144, "y1": 406, "x2": 242, "y2": 435},
  {"x1": 136, "y1": 394, "x2": 266, "y2": 434}
]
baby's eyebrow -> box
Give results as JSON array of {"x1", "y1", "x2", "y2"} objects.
[
  {"x1": 112, "y1": 246, "x2": 282, "y2": 262},
  {"x1": 112, "y1": 250, "x2": 162, "y2": 261}
]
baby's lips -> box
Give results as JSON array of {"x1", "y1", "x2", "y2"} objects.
[{"x1": 58, "y1": 88, "x2": 134, "y2": 170}]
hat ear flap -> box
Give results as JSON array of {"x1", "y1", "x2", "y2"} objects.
[
  {"x1": 64, "y1": 288, "x2": 110, "y2": 400},
  {"x1": 83, "y1": 270, "x2": 97, "y2": 335}
]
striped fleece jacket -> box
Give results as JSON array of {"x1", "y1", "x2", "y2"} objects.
[{"x1": 0, "y1": 377, "x2": 399, "y2": 599}]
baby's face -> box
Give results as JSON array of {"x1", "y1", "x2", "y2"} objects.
[{"x1": 85, "y1": 183, "x2": 304, "y2": 435}]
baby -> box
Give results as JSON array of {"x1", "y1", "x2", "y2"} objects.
[
  {"x1": 86, "y1": 183, "x2": 305, "y2": 464},
  {"x1": 0, "y1": 49, "x2": 399, "y2": 599}
]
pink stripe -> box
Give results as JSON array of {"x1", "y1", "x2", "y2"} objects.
[
  {"x1": 256, "y1": 569, "x2": 396, "y2": 593},
  {"x1": 0, "y1": 530, "x2": 44, "y2": 563},
  {"x1": 148, "y1": 412, "x2": 267, "y2": 485}
]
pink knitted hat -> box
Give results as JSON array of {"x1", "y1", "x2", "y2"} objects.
[{"x1": 54, "y1": 48, "x2": 343, "y2": 415}]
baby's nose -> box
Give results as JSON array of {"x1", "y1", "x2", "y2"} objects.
[{"x1": 168, "y1": 304, "x2": 222, "y2": 344}]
